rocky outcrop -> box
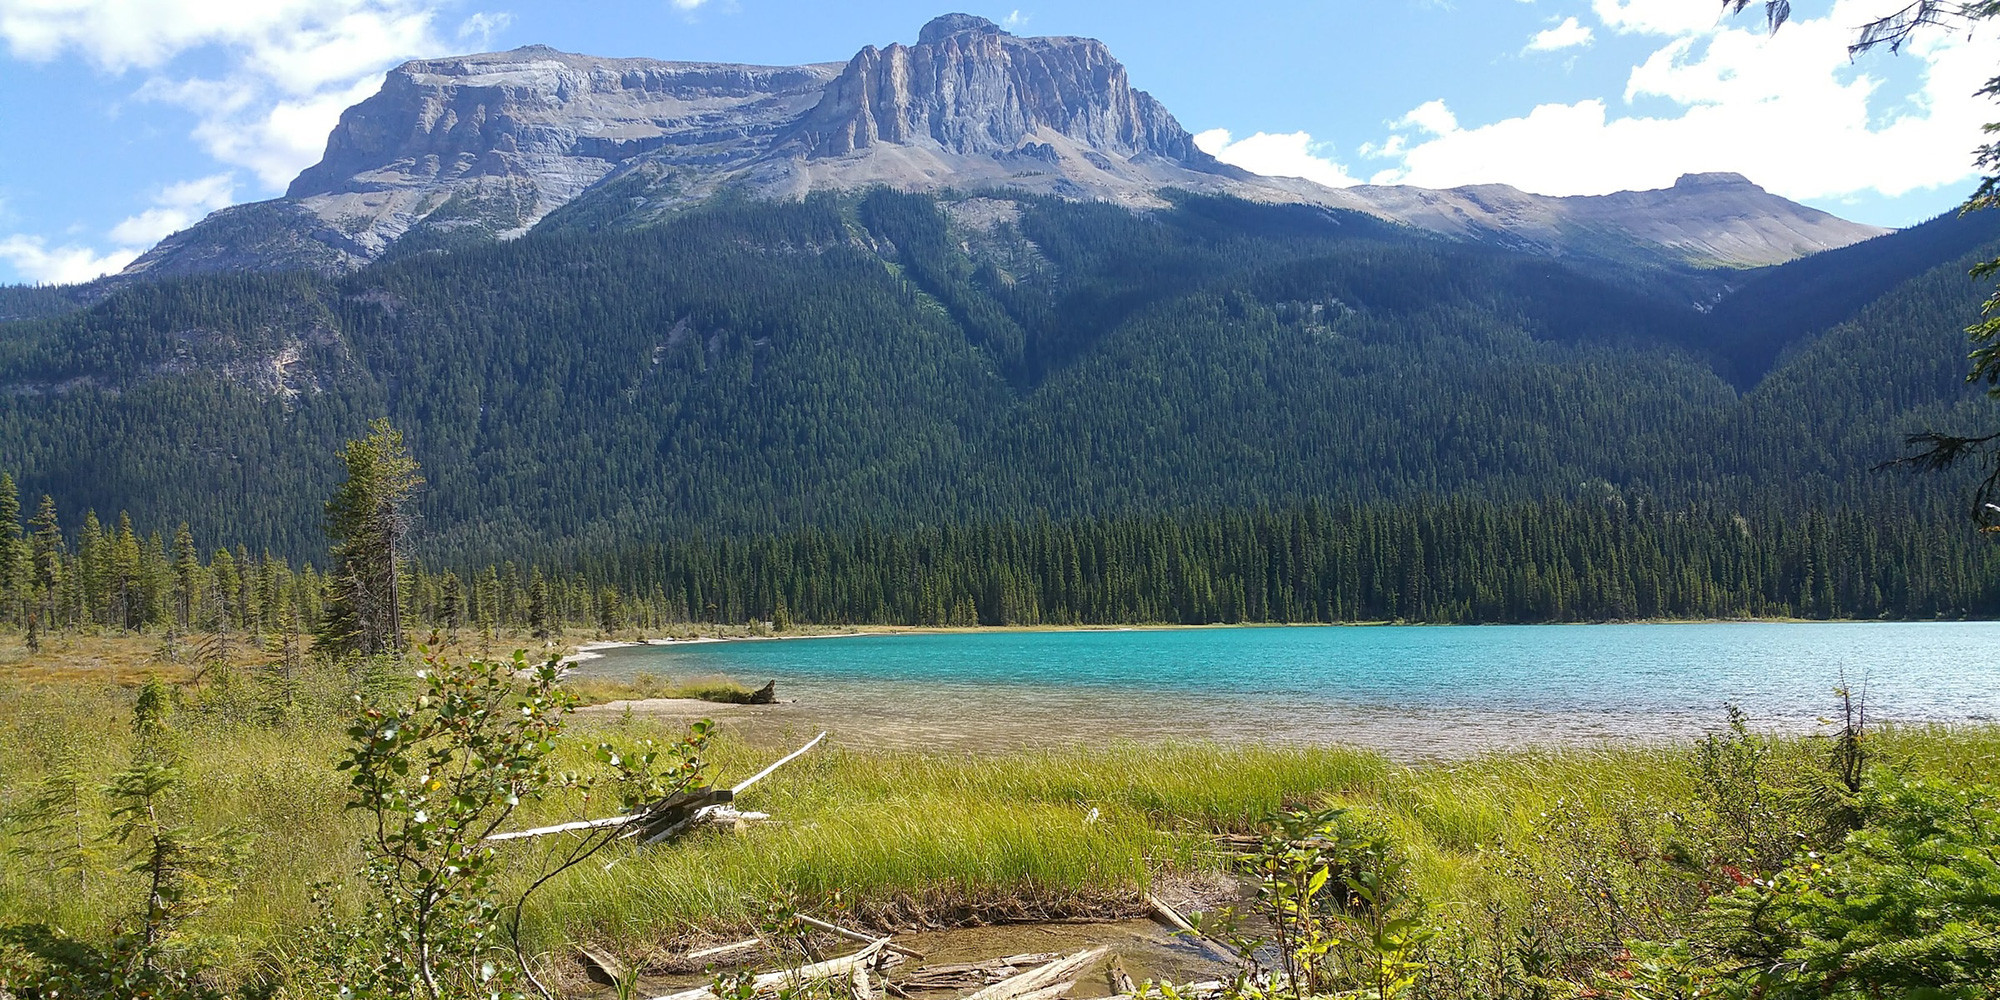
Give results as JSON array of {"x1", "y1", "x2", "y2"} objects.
[
  {"x1": 122, "y1": 14, "x2": 1887, "y2": 279},
  {"x1": 786, "y1": 15, "x2": 1210, "y2": 163},
  {"x1": 277, "y1": 46, "x2": 842, "y2": 259}
]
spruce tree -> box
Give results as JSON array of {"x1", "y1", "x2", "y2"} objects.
[
  {"x1": 318, "y1": 419, "x2": 424, "y2": 658},
  {"x1": 28, "y1": 495, "x2": 62, "y2": 633},
  {"x1": 0, "y1": 472, "x2": 19, "y2": 625}
]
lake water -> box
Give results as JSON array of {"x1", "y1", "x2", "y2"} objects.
[{"x1": 574, "y1": 623, "x2": 2000, "y2": 757}]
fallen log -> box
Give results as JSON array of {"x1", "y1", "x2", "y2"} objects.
[
  {"x1": 683, "y1": 937, "x2": 764, "y2": 964},
  {"x1": 640, "y1": 731, "x2": 828, "y2": 846},
  {"x1": 895, "y1": 953, "x2": 1059, "y2": 990},
  {"x1": 647, "y1": 938, "x2": 891, "y2": 1000},
  {"x1": 963, "y1": 947, "x2": 1109, "y2": 1000},
  {"x1": 1011, "y1": 983, "x2": 1075, "y2": 1000},
  {"x1": 490, "y1": 732, "x2": 824, "y2": 846},
  {"x1": 577, "y1": 944, "x2": 630, "y2": 986},
  {"x1": 797, "y1": 913, "x2": 927, "y2": 959},
  {"x1": 1108, "y1": 960, "x2": 1137, "y2": 996},
  {"x1": 1146, "y1": 895, "x2": 1234, "y2": 961}
]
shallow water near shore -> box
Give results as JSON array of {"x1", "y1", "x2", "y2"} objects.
[{"x1": 574, "y1": 622, "x2": 2000, "y2": 757}]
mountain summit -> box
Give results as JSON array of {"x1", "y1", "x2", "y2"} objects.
[{"x1": 122, "y1": 14, "x2": 1885, "y2": 280}]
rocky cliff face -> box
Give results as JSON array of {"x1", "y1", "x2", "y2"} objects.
[
  {"x1": 120, "y1": 13, "x2": 1887, "y2": 280},
  {"x1": 787, "y1": 15, "x2": 1207, "y2": 162},
  {"x1": 160, "y1": 47, "x2": 838, "y2": 271}
]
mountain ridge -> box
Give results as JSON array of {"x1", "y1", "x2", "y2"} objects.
[{"x1": 115, "y1": 14, "x2": 1885, "y2": 282}]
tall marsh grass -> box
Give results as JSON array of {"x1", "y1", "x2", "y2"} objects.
[{"x1": 4, "y1": 661, "x2": 1997, "y2": 986}]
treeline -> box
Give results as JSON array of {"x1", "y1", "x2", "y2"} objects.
[
  {"x1": 0, "y1": 472, "x2": 325, "y2": 645},
  {"x1": 7, "y1": 472, "x2": 1996, "y2": 643},
  {"x1": 551, "y1": 499, "x2": 2000, "y2": 627},
  {"x1": 5, "y1": 192, "x2": 1999, "y2": 565}
]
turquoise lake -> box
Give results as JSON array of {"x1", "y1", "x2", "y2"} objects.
[{"x1": 575, "y1": 623, "x2": 2000, "y2": 756}]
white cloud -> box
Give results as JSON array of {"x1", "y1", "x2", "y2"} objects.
[
  {"x1": 458, "y1": 10, "x2": 511, "y2": 45},
  {"x1": 1590, "y1": 0, "x2": 1722, "y2": 37},
  {"x1": 1003, "y1": 9, "x2": 1030, "y2": 30},
  {"x1": 1366, "y1": 0, "x2": 2000, "y2": 200},
  {"x1": 0, "y1": 1, "x2": 490, "y2": 282},
  {"x1": 1525, "y1": 16, "x2": 1594, "y2": 52},
  {"x1": 670, "y1": 0, "x2": 708, "y2": 9},
  {"x1": 0, "y1": 1, "x2": 460, "y2": 189},
  {"x1": 1394, "y1": 99, "x2": 1458, "y2": 136},
  {"x1": 0, "y1": 235, "x2": 139, "y2": 285},
  {"x1": 108, "y1": 173, "x2": 237, "y2": 245},
  {"x1": 1195, "y1": 128, "x2": 1362, "y2": 188}
]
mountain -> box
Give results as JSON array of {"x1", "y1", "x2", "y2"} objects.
[
  {"x1": 1, "y1": 187, "x2": 1989, "y2": 565},
  {"x1": 119, "y1": 14, "x2": 1883, "y2": 282}
]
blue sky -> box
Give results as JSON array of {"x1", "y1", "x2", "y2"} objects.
[{"x1": 0, "y1": 0, "x2": 1994, "y2": 284}]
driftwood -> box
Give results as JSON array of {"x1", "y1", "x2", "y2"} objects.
[
  {"x1": 577, "y1": 944, "x2": 630, "y2": 986},
  {"x1": 1108, "y1": 960, "x2": 1138, "y2": 996},
  {"x1": 1012, "y1": 983, "x2": 1077, "y2": 1000},
  {"x1": 797, "y1": 913, "x2": 927, "y2": 959},
  {"x1": 896, "y1": 956, "x2": 1056, "y2": 988},
  {"x1": 963, "y1": 947, "x2": 1109, "y2": 1000},
  {"x1": 683, "y1": 937, "x2": 764, "y2": 964},
  {"x1": 1147, "y1": 895, "x2": 1236, "y2": 962},
  {"x1": 1211, "y1": 832, "x2": 1336, "y2": 852},
  {"x1": 646, "y1": 938, "x2": 891, "y2": 1000},
  {"x1": 895, "y1": 954, "x2": 1060, "y2": 990},
  {"x1": 749, "y1": 680, "x2": 778, "y2": 704},
  {"x1": 495, "y1": 731, "x2": 825, "y2": 846}
]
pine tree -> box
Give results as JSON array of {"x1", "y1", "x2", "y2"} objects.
[
  {"x1": 112, "y1": 513, "x2": 142, "y2": 631},
  {"x1": 527, "y1": 569, "x2": 551, "y2": 640},
  {"x1": 318, "y1": 419, "x2": 424, "y2": 658},
  {"x1": 28, "y1": 495, "x2": 62, "y2": 633},
  {"x1": 0, "y1": 472, "x2": 19, "y2": 626}
]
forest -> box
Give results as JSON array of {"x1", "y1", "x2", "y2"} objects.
[
  {"x1": 6, "y1": 467, "x2": 1996, "y2": 642},
  {"x1": 1, "y1": 191, "x2": 1997, "y2": 566}
]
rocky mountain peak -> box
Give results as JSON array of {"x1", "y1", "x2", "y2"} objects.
[
  {"x1": 918, "y1": 13, "x2": 1006, "y2": 44},
  {"x1": 783, "y1": 18, "x2": 1213, "y2": 167},
  {"x1": 1674, "y1": 171, "x2": 1761, "y2": 190},
  {"x1": 117, "y1": 14, "x2": 1889, "y2": 281}
]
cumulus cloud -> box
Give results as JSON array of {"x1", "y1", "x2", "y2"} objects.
[
  {"x1": 0, "y1": 1, "x2": 488, "y2": 189},
  {"x1": 108, "y1": 173, "x2": 238, "y2": 245},
  {"x1": 0, "y1": 172, "x2": 245, "y2": 284},
  {"x1": 0, "y1": 1, "x2": 508, "y2": 282},
  {"x1": 1194, "y1": 129, "x2": 1362, "y2": 188},
  {"x1": 1373, "y1": 0, "x2": 2000, "y2": 199},
  {"x1": 0, "y1": 235, "x2": 140, "y2": 285},
  {"x1": 1394, "y1": 99, "x2": 1458, "y2": 136},
  {"x1": 1525, "y1": 16, "x2": 1594, "y2": 52},
  {"x1": 1201, "y1": 0, "x2": 1999, "y2": 204}
]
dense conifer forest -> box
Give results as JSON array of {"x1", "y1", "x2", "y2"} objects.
[
  {"x1": 1, "y1": 191, "x2": 1997, "y2": 574},
  {"x1": 5, "y1": 467, "x2": 1994, "y2": 637}
]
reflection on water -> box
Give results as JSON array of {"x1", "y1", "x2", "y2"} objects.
[{"x1": 572, "y1": 622, "x2": 2000, "y2": 759}]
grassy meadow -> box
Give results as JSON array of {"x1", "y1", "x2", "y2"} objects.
[{"x1": 1, "y1": 631, "x2": 1997, "y2": 996}]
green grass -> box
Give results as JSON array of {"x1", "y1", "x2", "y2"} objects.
[
  {"x1": 4, "y1": 663, "x2": 1999, "y2": 989},
  {"x1": 558, "y1": 670, "x2": 761, "y2": 706}
]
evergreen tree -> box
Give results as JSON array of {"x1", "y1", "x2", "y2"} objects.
[
  {"x1": 28, "y1": 495, "x2": 62, "y2": 633},
  {"x1": 317, "y1": 419, "x2": 424, "y2": 658},
  {"x1": 111, "y1": 513, "x2": 141, "y2": 631},
  {"x1": 0, "y1": 472, "x2": 18, "y2": 625}
]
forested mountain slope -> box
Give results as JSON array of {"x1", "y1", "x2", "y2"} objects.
[{"x1": 0, "y1": 189, "x2": 1992, "y2": 565}]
